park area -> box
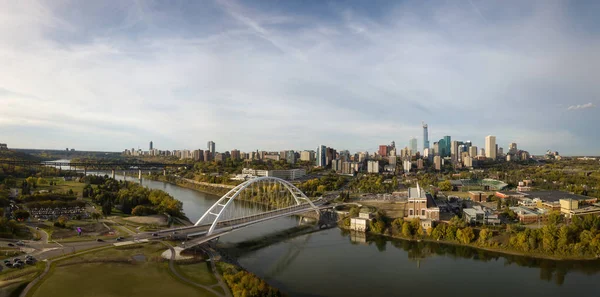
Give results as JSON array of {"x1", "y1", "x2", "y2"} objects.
[{"x1": 30, "y1": 242, "x2": 218, "y2": 297}]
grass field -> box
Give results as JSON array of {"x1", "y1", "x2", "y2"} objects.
[
  {"x1": 361, "y1": 201, "x2": 407, "y2": 218},
  {"x1": 31, "y1": 262, "x2": 210, "y2": 297},
  {"x1": 175, "y1": 262, "x2": 217, "y2": 286},
  {"x1": 30, "y1": 243, "x2": 217, "y2": 297}
]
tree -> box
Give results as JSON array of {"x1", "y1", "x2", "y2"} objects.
[
  {"x1": 457, "y1": 227, "x2": 475, "y2": 244},
  {"x1": 547, "y1": 212, "x2": 563, "y2": 226},
  {"x1": 91, "y1": 212, "x2": 102, "y2": 221},
  {"x1": 478, "y1": 228, "x2": 492, "y2": 246},
  {"x1": 496, "y1": 198, "x2": 502, "y2": 210},
  {"x1": 402, "y1": 221, "x2": 413, "y2": 237},
  {"x1": 102, "y1": 201, "x2": 112, "y2": 216},
  {"x1": 438, "y1": 180, "x2": 452, "y2": 191}
]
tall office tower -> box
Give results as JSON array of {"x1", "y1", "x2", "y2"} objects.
[
  {"x1": 438, "y1": 136, "x2": 451, "y2": 157},
  {"x1": 286, "y1": 150, "x2": 296, "y2": 164},
  {"x1": 149, "y1": 141, "x2": 153, "y2": 151},
  {"x1": 207, "y1": 141, "x2": 215, "y2": 156},
  {"x1": 422, "y1": 122, "x2": 429, "y2": 152},
  {"x1": 485, "y1": 135, "x2": 496, "y2": 159},
  {"x1": 409, "y1": 137, "x2": 418, "y2": 156},
  {"x1": 469, "y1": 146, "x2": 477, "y2": 157},
  {"x1": 316, "y1": 145, "x2": 327, "y2": 167},
  {"x1": 498, "y1": 147, "x2": 504, "y2": 156},
  {"x1": 480, "y1": 148, "x2": 485, "y2": 157},
  {"x1": 509, "y1": 143, "x2": 517, "y2": 154},
  {"x1": 434, "y1": 156, "x2": 442, "y2": 171},
  {"x1": 433, "y1": 142, "x2": 439, "y2": 156}
]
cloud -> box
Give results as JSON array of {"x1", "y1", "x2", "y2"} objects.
[
  {"x1": 0, "y1": 0, "x2": 599, "y2": 155},
  {"x1": 567, "y1": 103, "x2": 595, "y2": 110}
]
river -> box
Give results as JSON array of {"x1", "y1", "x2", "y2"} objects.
[{"x1": 50, "y1": 161, "x2": 600, "y2": 297}]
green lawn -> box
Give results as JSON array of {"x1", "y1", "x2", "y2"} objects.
[
  {"x1": 30, "y1": 243, "x2": 217, "y2": 297},
  {"x1": 175, "y1": 262, "x2": 217, "y2": 285},
  {"x1": 31, "y1": 262, "x2": 213, "y2": 297}
]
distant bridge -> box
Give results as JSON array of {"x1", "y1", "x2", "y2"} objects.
[
  {"x1": 0, "y1": 160, "x2": 188, "y2": 179},
  {"x1": 140, "y1": 176, "x2": 332, "y2": 249}
]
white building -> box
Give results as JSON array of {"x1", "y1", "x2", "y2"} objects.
[
  {"x1": 367, "y1": 160, "x2": 379, "y2": 173},
  {"x1": 485, "y1": 135, "x2": 496, "y2": 160}
]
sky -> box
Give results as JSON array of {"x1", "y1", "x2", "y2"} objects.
[{"x1": 0, "y1": 0, "x2": 598, "y2": 155}]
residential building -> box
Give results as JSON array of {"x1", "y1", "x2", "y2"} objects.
[
  {"x1": 241, "y1": 168, "x2": 306, "y2": 180},
  {"x1": 230, "y1": 149, "x2": 240, "y2": 160},
  {"x1": 0, "y1": 143, "x2": 7, "y2": 150},
  {"x1": 417, "y1": 159, "x2": 424, "y2": 170},
  {"x1": 300, "y1": 150, "x2": 314, "y2": 162},
  {"x1": 388, "y1": 156, "x2": 397, "y2": 166},
  {"x1": 286, "y1": 150, "x2": 296, "y2": 164},
  {"x1": 485, "y1": 135, "x2": 496, "y2": 160},
  {"x1": 331, "y1": 159, "x2": 342, "y2": 172},
  {"x1": 480, "y1": 148, "x2": 485, "y2": 157},
  {"x1": 403, "y1": 160, "x2": 412, "y2": 173},
  {"x1": 509, "y1": 143, "x2": 517, "y2": 154},
  {"x1": 434, "y1": 156, "x2": 441, "y2": 170},
  {"x1": 203, "y1": 150, "x2": 211, "y2": 162},
  {"x1": 358, "y1": 151, "x2": 368, "y2": 162},
  {"x1": 367, "y1": 160, "x2": 380, "y2": 173},
  {"x1": 469, "y1": 191, "x2": 486, "y2": 202},
  {"x1": 469, "y1": 146, "x2": 477, "y2": 157}
]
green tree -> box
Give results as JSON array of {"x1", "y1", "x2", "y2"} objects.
[
  {"x1": 13, "y1": 209, "x2": 30, "y2": 221},
  {"x1": 547, "y1": 211, "x2": 564, "y2": 226},
  {"x1": 401, "y1": 221, "x2": 413, "y2": 237},
  {"x1": 457, "y1": 227, "x2": 475, "y2": 244},
  {"x1": 102, "y1": 201, "x2": 112, "y2": 216},
  {"x1": 438, "y1": 180, "x2": 452, "y2": 191}
]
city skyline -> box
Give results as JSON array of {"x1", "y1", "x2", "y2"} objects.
[{"x1": 0, "y1": 0, "x2": 599, "y2": 155}]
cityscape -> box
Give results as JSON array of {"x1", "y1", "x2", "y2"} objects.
[{"x1": 1, "y1": 1, "x2": 600, "y2": 297}]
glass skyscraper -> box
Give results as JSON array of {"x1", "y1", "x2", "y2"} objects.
[{"x1": 422, "y1": 122, "x2": 429, "y2": 152}]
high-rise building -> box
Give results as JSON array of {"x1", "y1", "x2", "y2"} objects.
[
  {"x1": 480, "y1": 148, "x2": 485, "y2": 157},
  {"x1": 203, "y1": 150, "x2": 211, "y2": 162},
  {"x1": 286, "y1": 150, "x2": 296, "y2": 164},
  {"x1": 403, "y1": 160, "x2": 412, "y2": 172},
  {"x1": 498, "y1": 147, "x2": 504, "y2": 156},
  {"x1": 378, "y1": 145, "x2": 389, "y2": 157},
  {"x1": 367, "y1": 160, "x2": 380, "y2": 173},
  {"x1": 409, "y1": 137, "x2": 418, "y2": 156},
  {"x1": 422, "y1": 122, "x2": 429, "y2": 152},
  {"x1": 451, "y1": 141, "x2": 459, "y2": 162},
  {"x1": 149, "y1": 141, "x2": 153, "y2": 151},
  {"x1": 316, "y1": 145, "x2": 327, "y2": 167},
  {"x1": 509, "y1": 143, "x2": 517, "y2": 154},
  {"x1": 485, "y1": 135, "x2": 496, "y2": 160},
  {"x1": 438, "y1": 136, "x2": 451, "y2": 157},
  {"x1": 469, "y1": 146, "x2": 477, "y2": 157},
  {"x1": 358, "y1": 152, "x2": 368, "y2": 162},
  {"x1": 434, "y1": 156, "x2": 441, "y2": 171},
  {"x1": 230, "y1": 149, "x2": 240, "y2": 160},
  {"x1": 207, "y1": 141, "x2": 215, "y2": 156},
  {"x1": 300, "y1": 150, "x2": 314, "y2": 162}
]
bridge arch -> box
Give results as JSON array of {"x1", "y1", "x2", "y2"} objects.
[{"x1": 195, "y1": 176, "x2": 317, "y2": 236}]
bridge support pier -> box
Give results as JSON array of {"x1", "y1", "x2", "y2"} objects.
[
  {"x1": 163, "y1": 169, "x2": 166, "y2": 176},
  {"x1": 111, "y1": 169, "x2": 115, "y2": 179},
  {"x1": 84, "y1": 167, "x2": 87, "y2": 176},
  {"x1": 138, "y1": 169, "x2": 142, "y2": 181}
]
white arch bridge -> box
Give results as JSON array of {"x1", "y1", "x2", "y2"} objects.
[{"x1": 143, "y1": 177, "x2": 332, "y2": 248}]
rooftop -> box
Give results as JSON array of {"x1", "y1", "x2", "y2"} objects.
[{"x1": 524, "y1": 191, "x2": 597, "y2": 202}]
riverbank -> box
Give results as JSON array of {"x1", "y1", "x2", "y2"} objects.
[
  {"x1": 146, "y1": 175, "x2": 230, "y2": 197},
  {"x1": 340, "y1": 224, "x2": 600, "y2": 261}
]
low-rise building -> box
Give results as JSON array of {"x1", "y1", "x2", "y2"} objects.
[
  {"x1": 406, "y1": 183, "x2": 440, "y2": 221},
  {"x1": 510, "y1": 206, "x2": 540, "y2": 224},
  {"x1": 469, "y1": 191, "x2": 486, "y2": 202},
  {"x1": 350, "y1": 217, "x2": 370, "y2": 232}
]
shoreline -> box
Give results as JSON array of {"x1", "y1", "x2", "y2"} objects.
[{"x1": 340, "y1": 225, "x2": 600, "y2": 262}]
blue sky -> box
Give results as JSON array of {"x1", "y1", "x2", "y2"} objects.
[{"x1": 0, "y1": 0, "x2": 598, "y2": 155}]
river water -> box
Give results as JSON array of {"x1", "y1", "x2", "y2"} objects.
[{"x1": 51, "y1": 161, "x2": 600, "y2": 297}]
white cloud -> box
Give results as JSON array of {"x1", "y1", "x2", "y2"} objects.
[
  {"x1": 0, "y1": 0, "x2": 599, "y2": 154},
  {"x1": 567, "y1": 103, "x2": 595, "y2": 110}
]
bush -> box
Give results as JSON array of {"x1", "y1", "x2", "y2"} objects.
[{"x1": 131, "y1": 205, "x2": 157, "y2": 216}]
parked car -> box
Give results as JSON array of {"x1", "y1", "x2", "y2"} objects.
[
  {"x1": 15, "y1": 241, "x2": 24, "y2": 246},
  {"x1": 152, "y1": 233, "x2": 159, "y2": 237},
  {"x1": 116, "y1": 237, "x2": 124, "y2": 242},
  {"x1": 12, "y1": 263, "x2": 22, "y2": 269},
  {"x1": 25, "y1": 260, "x2": 34, "y2": 265},
  {"x1": 5, "y1": 263, "x2": 12, "y2": 268},
  {"x1": 96, "y1": 238, "x2": 104, "y2": 242},
  {"x1": 7, "y1": 243, "x2": 14, "y2": 247},
  {"x1": 13, "y1": 258, "x2": 21, "y2": 262}
]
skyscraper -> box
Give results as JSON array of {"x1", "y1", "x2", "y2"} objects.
[
  {"x1": 422, "y1": 122, "x2": 429, "y2": 152},
  {"x1": 316, "y1": 145, "x2": 327, "y2": 167},
  {"x1": 149, "y1": 141, "x2": 153, "y2": 151},
  {"x1": 409, "y1": 137, "x2": 417, "y2": 156},
  {"x1": 509, "y1": 143, "x2": 517, "y2": 154},
  {"x1": 207, "y1": 141, "x2": 215, "y2": 156},
  {"x1": 438, "y1": 136, "x2": 451, "y2": 157},
  {"x1": 485, "y1": 135, "x2": 496, "y2": 160}
]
